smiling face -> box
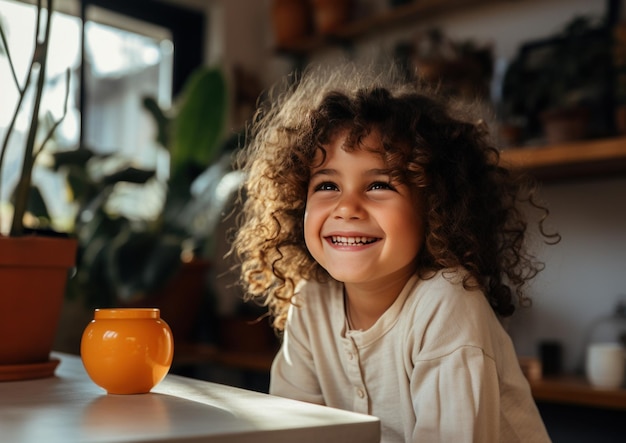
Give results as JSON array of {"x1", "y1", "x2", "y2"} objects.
[{"x1": 304, "y1": 129, "x2": 425, "y2": 292}]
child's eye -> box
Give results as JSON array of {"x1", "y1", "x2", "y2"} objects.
[
  {"x1": 314, "y1": 181, "x2": 338, "y2": 192},
  {"x1": 369, "y1": 181, "x2": 395, "y2": 191}
]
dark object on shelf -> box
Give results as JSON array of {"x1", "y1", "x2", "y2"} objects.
[
  {"x1": 390, "y1": 0, "x2": 413, "y2": 6},
  {"x1": 616, "y1": 105, "x2": 626, "y2": 134},
  {"x1": 614, "y1": 22, "x2": 626, "y2": 134},
  {"x1": 539, "y1": 340, "x2": 563, "y2": 377}
]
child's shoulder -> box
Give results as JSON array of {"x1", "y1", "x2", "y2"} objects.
[
  {"x1": 407, "y1": 267, "x2": 492, "y2": 317},
  {"x1": 404, "y1": 268, "x2": 505, "y2": 358}
]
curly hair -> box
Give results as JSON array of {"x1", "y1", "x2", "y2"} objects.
[{"x1": 232, "y1": 62, "x2": 559, "y2": 330}]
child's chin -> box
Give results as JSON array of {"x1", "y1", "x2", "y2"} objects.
[{"x1": 326, "y1": 269, "x2": 370, "y2": 285}]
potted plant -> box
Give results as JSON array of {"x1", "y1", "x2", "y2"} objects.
[
  {"x1": 407, "y1": 28, "x2": 493, "y2": 101},
  {"x1": 0, "y1": 0, "x2": 77, "y2": 377},
  {"x1": 2, "y1": 0, "x2": 233, "y2": 369},
  {"x1": 501, "y1": 15, "x2": 612, "y2": 145},
  {"x1": 48, "y1": 65, "x2": 233, "y2": 351}
]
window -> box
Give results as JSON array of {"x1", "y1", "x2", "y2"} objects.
[{"x1": 0, "y1": 0, "x2": 204, "y2": 231}]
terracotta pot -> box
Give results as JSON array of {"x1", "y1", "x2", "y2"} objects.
[
  {"x1": 540, "y1": 106, "x2": 591, "y2": 144},
  {"x1": 272, "y1": 0, "x2": 313, "y2": 47},
  {"x1": 0, "y1": 236, "x2": 77, "y2": 366},
  {"x1": 312, "y1": 0, "x2": 353, "y2": 35}
]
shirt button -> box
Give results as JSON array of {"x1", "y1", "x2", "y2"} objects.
[
  {"x1": 348, "y1": 352, "x2": 354, "y2": 360},
  {"x1": 357, "y1": 388, "x2": 365, "y2": 398}
]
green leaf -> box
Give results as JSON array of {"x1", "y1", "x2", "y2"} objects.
[{"x1": 171, "y1": 67, "x2": 227, "y2": 176}]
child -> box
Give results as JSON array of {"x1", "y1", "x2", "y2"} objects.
[{"x1": 233, "y1": 62, "x2": 558, "y2": 442}]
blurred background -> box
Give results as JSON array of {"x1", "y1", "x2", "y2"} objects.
[{"x1": 1, "y1": 0, "x2": 625, "y2": 439}]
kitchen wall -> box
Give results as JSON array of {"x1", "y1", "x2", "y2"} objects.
[{"x1": 176, "y1": 0, "x2": 626, "y2": 374}]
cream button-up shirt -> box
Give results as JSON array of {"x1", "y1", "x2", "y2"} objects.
[{"x1": 270, "y1": 269, "x2": 551, "y2": 443}]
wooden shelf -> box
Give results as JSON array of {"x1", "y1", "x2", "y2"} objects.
[
  {"x1": 272, "y1": 0, "x2": 626, "y2": 181},
  {"x1": 499, "y1": 136, "x2": 626, "y2": 180},
  {"x1": 530, "y1": 375, "x2": 626, "y2": 410},
  {"x1": 275, "y1": 0, "x2": 509, "y2": 56}
]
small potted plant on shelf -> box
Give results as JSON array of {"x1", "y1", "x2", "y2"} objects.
[
  {"x1": 407, "y1": 28, "x2": 493, "y2": 101},
  {"x1": 501, "y1": 15, "x2": 612, "y2": 145},
  {"x1": 0, "y1": 0, "x2": 77, "y2": 376}
]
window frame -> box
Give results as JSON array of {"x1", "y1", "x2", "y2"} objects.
[{"x1": 81, "y1": 0, "x2": 205, "y2": 96}]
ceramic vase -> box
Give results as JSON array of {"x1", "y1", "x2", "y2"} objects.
[{"x1": 81, "y1": 308, "x2": 174, "y2": 394}]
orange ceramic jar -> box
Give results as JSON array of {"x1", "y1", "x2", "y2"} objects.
[{"x1": 81, "y1": 308, "x2": 174, "y2": 395}]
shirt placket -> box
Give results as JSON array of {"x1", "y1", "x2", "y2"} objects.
[{"x1": 343, "y1": 334, "x2": 369, "y2": 414}]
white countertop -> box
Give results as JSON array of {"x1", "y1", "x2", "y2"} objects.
[{"x1": 0, "y1": 352, "x2": 380, "y2": 442}]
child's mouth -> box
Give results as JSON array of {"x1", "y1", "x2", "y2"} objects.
[{"x1": 329, "y1": 236, "x2": 378, "y2": 246}]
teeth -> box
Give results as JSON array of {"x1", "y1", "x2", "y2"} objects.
[{"x1": 330, "y1": 236, "x2": 377, "y2": 245}]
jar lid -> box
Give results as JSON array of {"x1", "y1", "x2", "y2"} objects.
[{"x1": 94, "y1": 308, "x2": 160, "y2": 320}]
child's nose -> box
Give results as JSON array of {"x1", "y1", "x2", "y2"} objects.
[{"x1": 333, "y1": 193, "x2": 365, "y2": 219}]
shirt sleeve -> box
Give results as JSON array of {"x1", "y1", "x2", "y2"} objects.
[
  {"x1": 269, "y1": 304, "x2": 325, "y2": 405},
  {"x1": 410, "y1": 345, "x2": 500, "y2": 442}
]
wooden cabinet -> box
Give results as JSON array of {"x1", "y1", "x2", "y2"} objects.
[{"x1": 275, "y1": 0, "x2": 626, "y2": 181}]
